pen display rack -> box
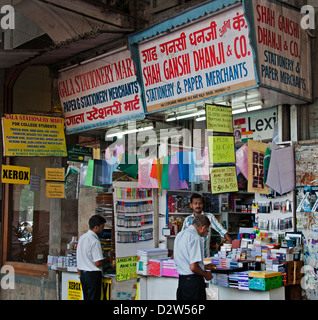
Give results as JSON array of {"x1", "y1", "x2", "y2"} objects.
[{"x1": 113, "y1": 182, "x2": 155, "y2": 259}]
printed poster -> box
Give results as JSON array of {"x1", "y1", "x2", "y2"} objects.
[
  {"x1": 58, "y1": 49, "x2": 145, "y2": 134},
  {"x1": 138, "y1": 5, "x2": 256, "y2": 112},
  {"x1": 247, "y1": 140, "x2": 269, "y2": 194},
  {"x1": 2, "y1": 114, "x2": 67, "y2": 157}
]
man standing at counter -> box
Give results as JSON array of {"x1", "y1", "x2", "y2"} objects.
[
  {"x1": 182, "y1": 193, "x2": 232, "y2": 257},
  {"x1": 77, "y1": 215, "x2": 107, "y2": 300},
  {"x1": 174, "y1": 215, "x2": 215, "y2": 300}
]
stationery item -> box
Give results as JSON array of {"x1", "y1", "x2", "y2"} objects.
[
  {"x1": 177, "y1": 151, "x2": 190, "y2": 181},
  {"x1": 157, "y1": 157, "x2": 164, "y2": 189},
  {"x1": 161, "y1": 156, "x2": 171, "y2": 190},
  {"x1": 236, "y1": 144, "x2": 248, "y2": 179},
  {"x1": 168, "y1": 155, "x2": 189, "y2": 190},
  {"x1": 117, "y1": 154, "x2": 139, "y2": 179},
  {"x1": 265, "y1": 144, "x2": 295, "y2": 195},
  {"x1": 138, "y1": 158, "x2": 158, "y2": 188},
  {"x1": 150, "y1": 159, "x2": 158, "y2": 179}
]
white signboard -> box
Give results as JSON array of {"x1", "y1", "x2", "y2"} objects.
[
  {"x1": 138, "y1": 5, "x2": 256, "y2": 112},
  {"x1": 58, "y1": 49, "x2": 145, "y2": 134},
  {"x1": 233, "y1": 106, "x2": 277, "y2": 141}
]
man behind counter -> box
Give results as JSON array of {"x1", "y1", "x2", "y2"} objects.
[
  {"x1": 182, "y1": 193, "x2": 232, "y2": 258},
  {"x1": 174, "y1": 214, "x2": 216, "y2": 300}
]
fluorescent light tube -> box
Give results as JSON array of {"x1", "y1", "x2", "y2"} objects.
[{"x1": 106, "y1": 125, "x2": 153, "y2": 138}]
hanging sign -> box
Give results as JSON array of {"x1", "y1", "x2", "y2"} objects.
[
  {"x1": 247, "y1": 140, "x2": 269, "y2": 194},
  {"x1": 58, "y1": 49, "x2": 145, "y2": 134},
  {"x1": 246, "y1": 0, "x2": 311, "y2": 101},
  {"x1": 1, "y1": 165, "x2": 30, "y2": 185},
  {"x1": 2, "y1": 114, "x2": 67, "y2": 157},
  {"x1": 206, "y1": 104, "x2": 233, "y2": 133},
  {"x1": 208, "y1": 135, "x2": 236, "y2": 164},
  {"x1": 210, "y1": 166, "x2": 238, "y2": 194},
  {"x1": 138, "y1": 5, "x2": 256, "y2": 112},
  {"x1": 116, "y1": 256, "x2": 137, "y2": 281}
]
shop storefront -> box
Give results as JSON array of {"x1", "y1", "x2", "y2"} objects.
[{"x1": 1, "y1": 0, "x2": 314, "y2": 300}]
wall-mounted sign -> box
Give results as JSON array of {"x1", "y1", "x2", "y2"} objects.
[
  {"x1": 2, "y1": 114, "x2": 67, "y2": 157},
  {"x1": 58, "y1": 49, "x2": 145, "y2": 134},
  {"x1": 246, "y1": 0, "x2": 311, "y2": 101},
  {"x1": 46, "y1": 182, "x2": 65, "y2": 198},
  {"x1": 138, "y1": 5, "x2": 256, "y2": 112},
  {"x1": 45, "y1": 168, "x2": 65, "y2": 181},
  {"x1": 233, "y1": 106, "x2": 277, "y2": 141},
  {"x1": 1, "y1": 165, "x2": 30, "y2": 185}
]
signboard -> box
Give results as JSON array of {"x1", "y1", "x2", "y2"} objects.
[
  {"x1": 45, "y1": 168, "x2": 65, "y2": 181},
  {"x1": 233, "y1": 106, "x2": 277, "y2": 141},
  {"x1": 1, "y1": 165, "x2": 30, "y2": 185},
  {"x1": 67, "y1": 280, "x2": 82, "y2": 300},
  {"x1": 58, "y1": 49, "x2": 145, "y2": 134},
  {"x1": 247, "y1": 140, "x2": 269, "y2": 194},
  {"x1": 208, "y1": 135, "x2": 236, "y2": 164},
  {"x1": 138, "y1": 5, "x2": 256, "y2": 112},
  {"x1": 210, "y1": 166, "x2": 238, "y2": 194},
  {"x1": 248, "y1": 0, "x2": 311, "y2": 101},
  {"x1": 67, "y1": 145, "x2": 92, "y2": 162},
  {"x1": 116, "y1": 256, "x2": 137, "y2": 281},
  {"x1": 206, "y1": 104, "x2": 233, "y2": 133},
  {"x1": 2, "y1": 114, "x2": 67, "y2": 157},
  {"x1": 46, "y1": 182, "x2": 65, "y2": 198}
]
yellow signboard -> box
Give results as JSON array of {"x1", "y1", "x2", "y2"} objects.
[
  {"x1": 1, "y1": 165, "x2": 30, "y2": 185},
  {"x1": 116, "y1": 256, "x2": 137, "y2": 281},
  {"x1": 45, "y1": 168, "x2": 65, "y2": 181},
  {"x1": 208, "y1": 135, "x2": 236, "y2": 164},
  {"x1": 210, "y1": 166, "x2": 238, "y2": 194},
  {"x1": 206, "y1": 104, "x2": 233, "y2": 133},
  {"x1": 46, "y1": 182, "x2": 65, "y2": 198},
  {"x1": 67, "y1": 280, "x2": 82, "y2": 300},
  {"x1": 2, "y1": 114, "x2": 67, "y2": 157}
]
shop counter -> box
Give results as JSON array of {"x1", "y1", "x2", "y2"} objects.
[{"x1": 138, "y1": 276, "x2": 285, "y2": 300}]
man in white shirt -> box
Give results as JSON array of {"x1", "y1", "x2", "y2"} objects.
[
  {"x1": 174, "y1": 214, "x2": 215, "y2": 300},
  {"x1": 182, "y1": 193, "x2": 232, "y2": 257},
  {"x1": 77, "y1": 215, "x2": 107, "y2": 300}
]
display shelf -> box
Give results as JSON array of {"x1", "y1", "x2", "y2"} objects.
[{"x1": 113, "y1": 182, "x2": 155, "y2": 259}]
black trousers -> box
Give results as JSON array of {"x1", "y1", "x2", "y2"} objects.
[
  {"x1": 177, "y1": 274, "x2": 206, "y2": 300},
  {"x1": 79, "y1": 271, "x2": 102, "y2": 300}
]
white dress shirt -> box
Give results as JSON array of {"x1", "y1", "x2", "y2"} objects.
[{"x1": 77, "y1": 230, "x2": 104, "y2": 272}]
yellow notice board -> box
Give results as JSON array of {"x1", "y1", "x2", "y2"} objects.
[
  {"x1": 45, "y1": 168, "x2": 65, "y2": 181},
  {"x1": 210, "y1": 166, "x2": 238, "y2": 194},
  {"x1": 2, "y1": 114, "x2": 67, "y2": 156},
  {"x1": 67, "y1": 280, "x2": 82, "y2": 300},
  {"x1": 46, "y1": 182, "x2": 65, "y2": 198},
  {"x1": 116, "y1": 256, "x2": 137, "y2": 281},
  {"x1": 1, "y1": 165, "x2": 30, "y2": 185},
  {"x1": 208, "y1": 135, "x2": 235, "y2": 164},
  {"x1": 206, "y1": 104, "x2": 233, "y2": 133}
]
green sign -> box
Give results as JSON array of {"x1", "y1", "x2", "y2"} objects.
[
  {"x1": 208, "y1": 135, "x2": 235, "y2": 164},
  {"x1": 116, "y1": 256, "x2": 137, "y2": 281},
  {"x1": 210, "y1": 166, "x2": 238, "y2": 194},
  {"x1": 206, "y1": 104, "x2": 233, "y2": 133},
  {"x1": 67, "y1": 145, "x2": 92, "y2": 162}
]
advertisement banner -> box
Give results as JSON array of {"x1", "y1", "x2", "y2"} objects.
[
  {"x1": 249, "y1": 0, "x2": 311, "y2": 101},
  {"x1": 58, "y1": 49, "x2": 145, "y2": 134},
  {"x1": 138, "y1": 5, "x2": 256, "y2": 112},
  {"x1": 247, "y1": 140, "x2": 269, "y2": 194},
  {"x1": 2, "y1": 114, "x2": 67, "y2": 157}
]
